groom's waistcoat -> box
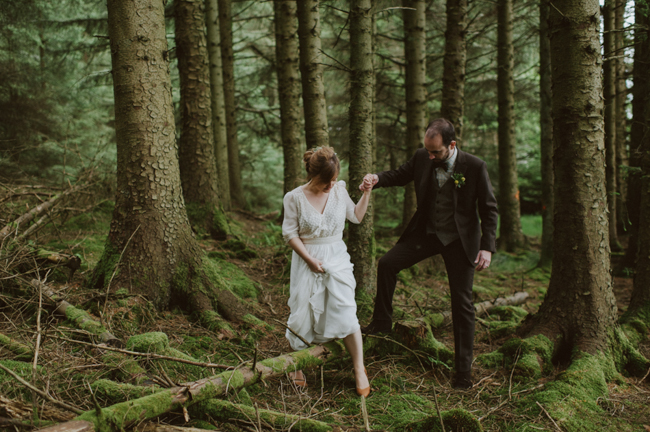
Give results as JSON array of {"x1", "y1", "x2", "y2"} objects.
[{"x1": 425, "y1": 175, "x2": 459, "y2": 245}]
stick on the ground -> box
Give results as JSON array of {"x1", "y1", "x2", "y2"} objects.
[
  {"x1": 272, "y1": 319, "x2": 312, "y2": 347},
  {"x1": 536, "y1": 401, "x2": 563, "y2": 431},
  {"x1": 0, "y1": 363, "x2": 83, "y2": 415}
]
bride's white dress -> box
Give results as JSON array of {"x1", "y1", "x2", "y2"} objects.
[{"x1": 282, "y1": 181, "x2": 361, "y2": 350}]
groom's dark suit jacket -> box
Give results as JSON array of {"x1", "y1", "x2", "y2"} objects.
[{"x1": 375, "y1": 148, "x2": 498, "y2": 264}]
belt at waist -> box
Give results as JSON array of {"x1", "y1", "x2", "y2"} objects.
[{"x1": 300, "y1": 234, "x2": 343, "y2": 245}]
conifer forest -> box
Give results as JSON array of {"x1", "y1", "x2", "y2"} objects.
[{"x1": 2, "y1": 0, "x2": 650, "y2": 431}]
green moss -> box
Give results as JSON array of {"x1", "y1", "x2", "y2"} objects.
[
  {"x1": 476, "y1": 350, "x2": 504, "y2": 369},
  {"x1": 222, "y1": 238, "x2": 258, "y2": 260},
  {"x1": 91, "y1": 379, "x2": 161, "y2": 404},
  {"x1": 405, "y1": 408, "x2": 483, "y2": 432},
  {"x1": 127, "y1": 332, "x2": 170, "y2": 352},
  {"x1": 242, "y1": 314, "x2": 272, "y2": 331},
  {"x1": 423, "y1": 312, "x2": 445, "y2": 328},
  {"x1": 234, "y1": 388, "x2": 253, "y2": 406},
  {"x1": 481, "y1": 335, "x2": 554, "y2": 379},
  {"x1": 86, "y1": 239, "x2": 121, "y2": 290},
  {"x1": 0, "y1": 333, "x2": 33, "y2": 359},
  {"x1": 199, "y1": 310, "x2": 235, "y2": 334},
  {"x1": 202, "y1": 255, "x2": 259, "y2": 299},
  {"x1": 0, "y1": 360, "x2": 42, "y2": 399}
]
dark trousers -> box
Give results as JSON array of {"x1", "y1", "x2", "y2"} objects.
[{"x1": 372, "y1": 233, "x2": 476, "y2": 372}]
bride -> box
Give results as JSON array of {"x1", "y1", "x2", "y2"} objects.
[{"x1": 282, "y1": 146, "x2": 373, "y2": 397}]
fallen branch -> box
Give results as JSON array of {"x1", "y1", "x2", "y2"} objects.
[
  {"x1": 38, "y1": 343, "x2": 342, "y2": 432},
  {"x1": 31, "y1": 279, "x2": 122, "y2": 347},
  {"x1": 0, "y1": 332, "x2": 34, "y2": 359},
  {"x1": 427, "y1": 291, "x2": 530, "y2": 328}
]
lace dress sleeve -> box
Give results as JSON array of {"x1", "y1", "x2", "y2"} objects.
[
  {"x1": 338, "y1": 181, "x2": 360, "y2": 224},
  {"x1": 282, "y1": 192, "x2": 300, "y2": 243}
]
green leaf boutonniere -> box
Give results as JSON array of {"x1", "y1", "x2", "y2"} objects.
[{"x1": 451, "y1": 172, "x2": 466, "y2": 188}]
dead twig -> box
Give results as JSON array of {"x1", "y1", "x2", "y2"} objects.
[
  {"x1": 272, "y1": 319, "x2": 312, "y2": 348},
  {"x1": 536, "y1": 401, "x2": 563, "y2": 431},
  {"x1": 102, "y1": 224, "x2": 140, "y2": 323}
]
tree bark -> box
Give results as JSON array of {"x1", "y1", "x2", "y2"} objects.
[
  {"x1": 614, "y1": 0, "x2": 627, "y2": 236},
  {"x1": 348, "y1": 0, "x2": 376, "y2": 295},
  {"x1": 175, "y1": 0, "x2": 228, "y2": 239},
  {"x1": 496, "y1": 0, "x2": 525, "y2": 252},
  {"x1": 440, "y1": 0, "x2": 467, "y2": 140},
  {"x1": 218, "y1": 0, "x2": 245, "y2": 207},
  {"x1": 297, "y1": 0, "x2": 330, "y2": 149},
  {"x1": 91, "y1": 0, "x2": 244, "y2": 321},
  {"x1": 273, "y1": 0, "x2": 303, "y2": 197},
  {"x1": 518, "y1": 0, "x2": 619, "y2": 354},
  {"x1": 620, "y1": 1, "x2": 650, "y2": 272},
  {"x1": 603, "y1": 0, "x2": 620, "y2": 250},
  {"x1": 538, "y1": 0, "x2": 553, "y2": 268},
  {"x1": 205, "y1": 0, "x2": 231, "y2": 210},
  {"x1": 402, "y1": 0, "x2": 427, "y2": 228}
]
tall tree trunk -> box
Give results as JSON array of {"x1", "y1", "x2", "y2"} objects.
[
  {"x1": 205, "y1": 0, "x2": 231, "y2": 210},
  {"x1": 538, "y1": 0, "x2": 553, "y2": 268},
  {"x1": 218, "y1": 0, "x2": 245, "y2": 207},
  {"x1": 92, "y1": 0, "x2": 243, "y2": 320},
  {"x1": 603, "y1": 0, "x2": 620, "y2": 250},
  {"x1": 615, "y1": 0, "x2": 627, "y2": 236},
  {"x1": 175, "y1": 0, "x2": 228, "y2": 239},
  {"x1": 297, "y1": 0, "x2": 329, "y2": 149},
  {"x1": 440, "y1": 0, "x2": 467, "y2": 140},
  {"x1": 349, "y1": 0, "x2": 376, "y2": 295},
  {"x1": 519, "y1": 0, "x2": 618, "y2": 353},
  {"x1": 402, "y1": 0, "x2": 427, "y2": 228},
  {"x1": 274, "y1": 0, "x2": 303, "y2": 197},
  {"x1": 619, "y1": 1, "x2": 649, "y2": 272},
  {"x1": 497, "y1": 0, "x2": 525, "y2": 251}
]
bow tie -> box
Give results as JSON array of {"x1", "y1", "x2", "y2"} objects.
[{"x1": 431, "y1": 159, "x2": 450, "y2": 170}]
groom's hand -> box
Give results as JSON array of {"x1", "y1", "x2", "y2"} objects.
[
  {"x1": 359, "y1": 174, "x2": 378, "y2": 191},
  {"x1": 474, "y1": 250, "x2": 492, "y2": 272}
]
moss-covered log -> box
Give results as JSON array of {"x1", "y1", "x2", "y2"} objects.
[
  {"x1": 39, "y1": 343, "x2": 341, "y2": 432},
  {"x1": 31, "y1": 279, "x2": 122, "y2": 347},
  {"x1": 0, "y1": 333, "x2": 33, "y2": 360},
  {"x1": 189, "y1": 399, "x2": 334, "y2": 431}
]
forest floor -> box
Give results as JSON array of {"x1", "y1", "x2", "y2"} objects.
[{"x1": 1, "y1": 201, "x2": 649, "y2": 432}]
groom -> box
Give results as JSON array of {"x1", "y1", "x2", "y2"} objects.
[{"x1": 360, "y1": 118, "x2": 498, "y2": 389}]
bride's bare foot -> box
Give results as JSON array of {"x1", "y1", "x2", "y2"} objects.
[{"x1": 289, "y1": 370, "x2": 307, "y2": 388}]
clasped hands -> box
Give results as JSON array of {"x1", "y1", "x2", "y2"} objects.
[{"x1": 359, "y1": 174, "x2": 378, "y2": 192}]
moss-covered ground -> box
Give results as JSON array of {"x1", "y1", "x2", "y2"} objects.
[{"x1": 1, "y1": 206, "x2": 649, "y2": 432}]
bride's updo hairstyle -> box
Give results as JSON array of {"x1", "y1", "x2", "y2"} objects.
[{"x1": 303, "y1": 146, "x2": 340, "y2": 184}]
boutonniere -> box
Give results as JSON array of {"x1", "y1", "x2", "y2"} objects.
[{"x1": 451, "y1": 172, "x2": 466, "y2": 188}]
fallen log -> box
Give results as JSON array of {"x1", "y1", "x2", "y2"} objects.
[
  {"x1": 189, "y1": 399, "x2": 335, "y2": 432},
  {"x1": 31, "y1": 279, "x2": 122, "y2": 348},
  {"x1": 0, "y1": 185, "x2": 81, "y2": 242},
  {"x1": 36, "y1": 343, "x2": 342, "y2": 432},
  {"x1": 0, "y1": 333, "x2": 33, "y2": 359},
  {"x1": 424, "y1": 291, "x2": 530, "y2": 328}
]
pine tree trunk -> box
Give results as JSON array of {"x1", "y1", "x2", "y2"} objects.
[
  {"x1": 538, "y1": 0, "x2": 553, "y2": 268},
  {"x1": 497, "y1": 0, "x2": 525, "y2": 252},
  {"x1": 205, "y1": 0, "x2": 231, "y2": 210},
  {"x1": 273, "y1": 0, "x2": 303, "y2": 196},
  {"x1": 349, "y1": 0, "x2": 376, "y2": 295},
  {"x1": 603, "y1": 0, "x2": 620, "y2": 250},
  {"x1": 92, "y1": 0, "x2": 244, "y2": 320},
  {"x1": 297, "y1": 0, "x2": 329, "y2": 149},
  {"x1": 402, "y1": 0, "x2": 427, "y2": 228},
  {"x1": 620, "y1": 1, "x2": 649, "y2": 272},
  {"x1": 175, "y1": 0, "x2": 228, "y2": 239},
  {"x1": 440, "y1": 0, "x2": 467, "y2": 140},
  {"x1": 218, "y1": 0, "x2": 245, "y2": 207},
  {"x1": 519, "y1": 0, "x2": 618, "y2": 353},
  {"x1": 614, "y1": 0, "x2": 627, "y2": 236}
]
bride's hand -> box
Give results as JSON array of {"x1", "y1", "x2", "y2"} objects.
[{"x1": 307, "y1": 258, "x2": 325, "y2": 273}]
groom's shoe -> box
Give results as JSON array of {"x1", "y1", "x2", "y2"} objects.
[
  {"x1": 452, "y1": 371, "x2": 473, "y2": 390},
  {"x1": 361, "y1": 320, "x2": 392, "y2": 335}
]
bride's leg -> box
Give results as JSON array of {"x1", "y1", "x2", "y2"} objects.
[{"x1": 343, "y1": 329, "x2": 369, "y2": 390}]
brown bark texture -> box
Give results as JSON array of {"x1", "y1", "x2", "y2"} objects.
[
  {"x1": 348, "y1": 0, "x2": 376, "y2": 294},
  {"x1": 273, "y1": 0, "x2": 304, "y2": 196},
  {"x1": 620, "y1": 2, "x2": 650, "y2": 272},
  {"x1": 538, "y1": 0, "x2": 553, "y2": 268},
  {"x1": 496, "y1": 0, "x2": 525, "y2": 252},
  {"x1": 614, "y1": 0, "x2": 627, "y2": 235},
  {"x1": 205, "y1": 0, "x2": 231, "y2": 209},
  {"x1": 603, "y1": 0, "x2": 619, "y2": 249},
  {"x1": 401, "y1": 0, "x2": 427, "y2": 228},
  {"x1": 92, "y1": 0, "x2": 239, "y2": 320},
  {"x1": 297, "y1": 0, "x2": 330, "y2": 149},
  {"x1": 440, "y1": 0, "x2": 467, "y2": 140},
  {"x1": 519, "y1": 0, "x2": 618, "y2": 354},
  {"x1": 175, "y1": 0, "x2": 226, "y2": 238},
  {"x1": 218, "y1": 0, "x2": 245, "y2": 207}
]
